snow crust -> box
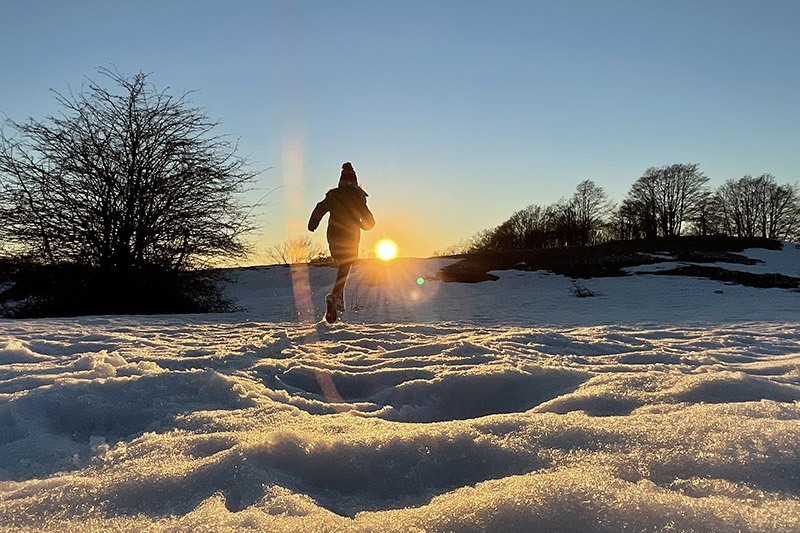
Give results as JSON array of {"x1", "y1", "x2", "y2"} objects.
[{"x1": 1, "y1": 245, "x2": 800, "y2": 531}]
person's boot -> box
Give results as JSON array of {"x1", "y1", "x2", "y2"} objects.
[{"x1": 325, "y1": 294, "x2": 337, "y2": 323}]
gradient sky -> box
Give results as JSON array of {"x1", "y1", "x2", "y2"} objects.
[{"x1": 2, "y1": 0, "x2": 799, "y2": 262}]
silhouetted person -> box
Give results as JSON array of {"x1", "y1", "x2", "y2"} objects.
[{"x1": 308, "y1": 162, "x2": 375, "y2": 323}]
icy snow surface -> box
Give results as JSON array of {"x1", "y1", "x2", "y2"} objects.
[{"x1": 1, "y1": 244, "x2": 800, "y2": 531}]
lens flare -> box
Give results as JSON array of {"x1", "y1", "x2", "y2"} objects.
[{"x1": 376, "y1": 239, "x2": 398, "y2": 261}]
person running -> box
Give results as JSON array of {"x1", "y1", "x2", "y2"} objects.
[{"x1": 308, "y1": 162, "x2": 375, "y2": 323}]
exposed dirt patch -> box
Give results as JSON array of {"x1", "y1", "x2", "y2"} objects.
[
  {"x1": 436, "y1": 236, "x2": 795, "y2": 289},
  {"x1": 651, "y1": 265, "x2": 800, "y2": 289},
  {"x1": 673, "y1": 250, "x2": 760, "y2": 265}
]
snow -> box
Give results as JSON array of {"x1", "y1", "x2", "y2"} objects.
[{"x1": 1, "y1": 244, "x2": 800, "y2": 531}]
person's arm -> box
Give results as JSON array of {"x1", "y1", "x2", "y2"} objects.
[
  {"x1": 360, "y1": 201, "x2": 375, "y2": 231},
  {"x1": 308, "y1": 196, "x2": 329, "y2": 231}
]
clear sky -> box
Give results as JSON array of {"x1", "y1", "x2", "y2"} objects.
[{"x1": 2, "y1": 0, "x2": 799, "y2": 262}]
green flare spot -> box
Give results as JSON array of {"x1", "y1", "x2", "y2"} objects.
[{"x1": 417, "y1": 278, "x2": 424, "y2": 285}]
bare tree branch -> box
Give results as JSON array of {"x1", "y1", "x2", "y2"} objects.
[{"x1": 0, "y1": 69, "x2": 258, "y2": 273}]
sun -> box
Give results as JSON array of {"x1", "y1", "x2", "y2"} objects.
[{"x1": 375, "y1": 239, "x2": 398, "y2": 261}]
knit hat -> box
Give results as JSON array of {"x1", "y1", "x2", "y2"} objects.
[{"x1": 339, "y1": 162, "x2": 357, "y2": 185}]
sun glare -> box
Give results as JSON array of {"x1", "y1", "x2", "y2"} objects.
[{"x1": 376, "y1": 239, "x2": 398, "y2": 261}]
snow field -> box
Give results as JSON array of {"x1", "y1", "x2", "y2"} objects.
[
  {"x1": 1, "y1": 244, "x2": 800, "y2": 531},
  {"x1": 1, "y1": 318, "x2": 800, "y2": 531}
]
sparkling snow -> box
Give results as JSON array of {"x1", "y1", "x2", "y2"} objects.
[{"x1": 1, "y1": 244, "x2": 800, "y2": 532}]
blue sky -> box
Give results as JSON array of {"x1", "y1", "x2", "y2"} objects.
[{"x1": 2, "y1": 1, "x2": 799, "y2": 260}]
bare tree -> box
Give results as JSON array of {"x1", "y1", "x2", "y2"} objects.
[
  {"x1": 765, "y1": 181, "x2": 800, "y2": 239},
  {"x1": 687, "y1": 190, "x2": 719, "y2": 236},
  {"x1": 265, "y1": 236, "x2": 328, "y2": 265},
  {"x1": 623, "y1": 163, "x2": 709, "y2": 238},
  {"x1": 487, "y1": 206, "x2": 546, "y2": 251},
  {"x1": 0, "y1": 68, "x2": 256, "y2": 272},
  {"x1": 463, "y1": 229, "x2": 494, "y2": 254},
  {"x1": 571, "y1": 179, "x2": 612, "y2": 246},
  {"x1": 475, "y1": 202, "x2": 564, "y2": 252},
  {"x1": 549, "y1": 198, "x2": 580, "y2": 247},
  {"x1": 714, "y1": 174, "x2": 800, "y2": 239},
  {"x1": 518, "y1": 204, "x2": 561, "y2": 249},
  {"x1": 715, "y1": 176, "x2": 755, "y2": 237},
  {"x1": 0, "y1": 68, "x2": 258, "y2": 316}
]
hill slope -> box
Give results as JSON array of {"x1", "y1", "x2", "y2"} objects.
[{"x1": 437, "y1": 236, "x2": 798, "y2": 288}]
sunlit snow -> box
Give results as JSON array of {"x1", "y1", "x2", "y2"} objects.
[{"x1": 2, "y1": 244, "x2": 800, "y2": 531}]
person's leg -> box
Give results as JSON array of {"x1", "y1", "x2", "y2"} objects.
[
  {"x1": 326, "y1": 239, "x2": 356, "y2": 322},
  {"x1": 324, "y1": 261, "x2": 351, "y2": 323},
  {"x1": 332, "y1": 261, "x2": 352, "y2": 304}
]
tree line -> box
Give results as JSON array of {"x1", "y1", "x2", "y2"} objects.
[{"x1": 451, "y1": 163, "x2": 800, "y2": 254}]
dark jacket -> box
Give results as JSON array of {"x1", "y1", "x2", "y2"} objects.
[{"x1": 308, "y1": 184, "x2": 375, "y2": 262}]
